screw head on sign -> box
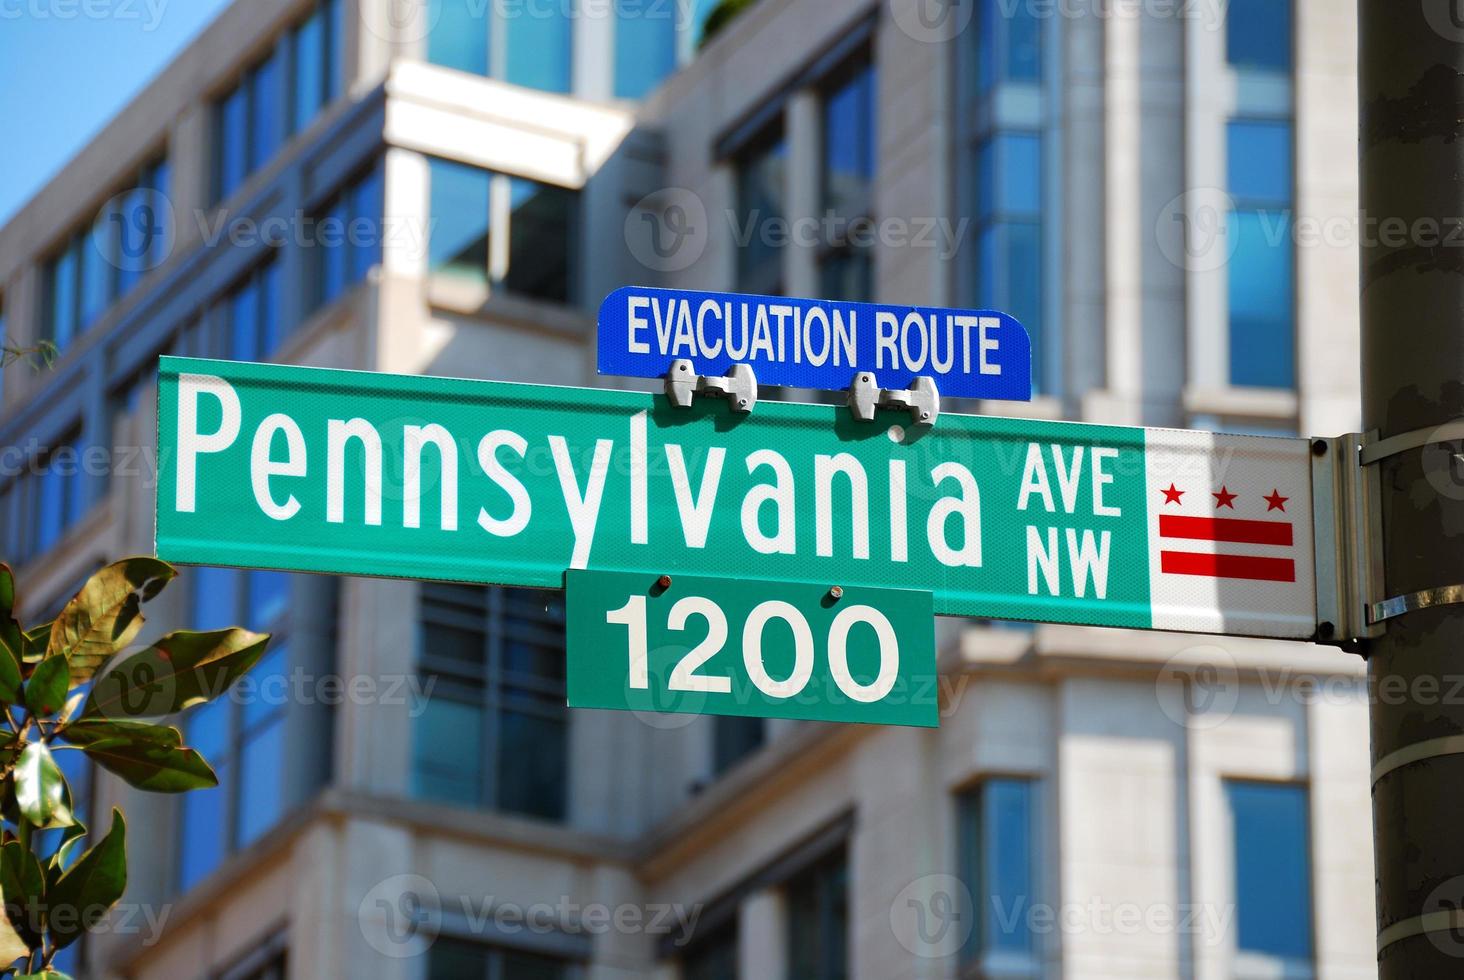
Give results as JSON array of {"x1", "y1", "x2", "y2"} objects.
[
  {"x1": 1311, "y1": 439, "x2": 1328, "y2": 457},
  {"x1": 657, "y1": 574, "x2": 673, "y2": 590},
  {"x1": 829, "y1": 586, "x2": 844, "y2": 601}
]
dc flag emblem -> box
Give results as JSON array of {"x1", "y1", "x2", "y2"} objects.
[{"x1": 1143, "y1": 430, "x2": 1315, "y2": 637}]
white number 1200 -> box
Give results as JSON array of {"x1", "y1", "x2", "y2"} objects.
[{"x1": 605, "y1": 594, "x2": 901, "y2": 704}]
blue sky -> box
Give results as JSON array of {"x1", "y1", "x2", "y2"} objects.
[{"x1": 0, "y1": 0, "x2": 235, "y2": 226}]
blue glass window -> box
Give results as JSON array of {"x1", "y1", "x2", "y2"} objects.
[
  {"x1": 223, "y1": 254, "x2": 286, "y2": 362},
  {"x1": 33, "y1": 433, "x2": 86, "y2": 556},
  {"x1": 1228, "y1": 781, "x2": 1313, "y2": 961},
  {"x1": 413, "y1": 584, "x2": 568, "y2": 821},
  {"x1": 250, "y1": 49, "x2": 285, "y2": 173},
  {"x1": 427, "y1": 939, "x2": 572, "y2": 980},
  {"x1": 786, "y1": 852, "x2": 848, "y2": 980},
  {"x1": 614, "y1": 0, "x2": 679, "y2": 99},
  {"x1": 1227, "y1": 120, "x2": 1293, "y2": 388},
  {"x1": 428, "y1": 158, "x2": 491, "y2": 282},
  {"x1": 961, "y1": 778, "x2": 1037, "y2": 964},
  {"x1": 504, "y1": 177, "x2": 576, "y2": 303},
  {"x1": 713, "y1": 716, "x2": 764, "y2": 774},
  {"x1": 683, "y1": 922, "x2": 738, "y2": 980},
  {"x1": 215, "y1": 0, "x2": 341, "y2": 204},
  {"x1": 1227, "y1": 0, "x2": 1292, "y2": 73},
  {"x1": 180, "y1": 571, "x2": 295, "y2": 892},
  {"x1": 308, "y1": 158, "x2": 383, "y2": 313},
  {"x1": 978, "y1": 0, "x2": 1042, "y2": 92},
  {"x1": 429, "y1": 0, "x2": 489, "y2": 75},
  {"x1": 506, "y1": 3, "x2": 573, "y2": 93},
  {"x1": 1228, "y1": 210, "x2": 1295, "y2": 388},
  {"x1": 1228, "y1": 121, "x2": 1292, "y2": 208},
  {"x1": 819, "y1": 60, "x2": 876, "y2": 301},
  {"x1": 217, "y1": 84, "x2": 250, "y2": 202},
  {"x1": 975, "y1": 134, "x2": 1044, "y2": 393},
  {"x1": 736, "y1": 134, "x2": 787, "y2": 295},
  {"x1": 292, "y1": 9, "x2": 327, "y2": 130}
]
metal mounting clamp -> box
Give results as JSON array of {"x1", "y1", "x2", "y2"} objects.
[
  {"x1": 847, "y1": 373, "x2": 940, "y2": 426},
  {"x1": 1369, "y1": 585, "x2": 1464, "y2": 625},
  {"x1": 665, "y1": 359, "x2": 757, "y2": 414}
]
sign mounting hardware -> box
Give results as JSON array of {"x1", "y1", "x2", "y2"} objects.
[
  {"x1": 848, "y1": 372, "x2": 940, "y2": 426},
  {"x1": 664, "y1": 359, "x2": 758, "y2": 414}
]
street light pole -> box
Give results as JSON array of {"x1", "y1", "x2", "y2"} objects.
[{"x1": 1361, "y1": 1, "x2": 1464, "y2": 975}]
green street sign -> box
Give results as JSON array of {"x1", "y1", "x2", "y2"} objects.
[
  {"x1": 565, "y1": 570, "x2": 938, "y2": 727},
  {"x1": 155, "y1": 357, "x2": 1318, "y2": 639}
]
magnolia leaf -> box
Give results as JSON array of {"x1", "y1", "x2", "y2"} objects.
[
  {"x1": 59, "y1": 720, "x2": 182, "y2": 749},
  {"x1": 46, "y1": 809, "x2": 126, "y2": 951},
  {"x1": 48, "y1": 824, "x2": 88, "y2": 884},
  {"x1": 57, "y1": 691, "x2": 84, "y2": 726},
  {"x1": 1, "y1": 840, "x2": 46, "y2": 948},
  {"x1": 0, "y1": 566, "x2": 23, "y2": 702},
  {"x1": 78, "y1": 738, "x2": 217, "y2": 794},
  {"x1": 82, "y1": 629, "x2": 269, "y2": 722},
  {"x1": 47, "y1": 558, "x2": 175, "y2": 684},
  {"x1": 23, "y1": 657, "x2": 69, "y2": 719},
  {"x1": 17, "y1": 972, "x2": 73, "y2": 979},
  {"x1": 21, "y1": 626, "x2": 50, "y2": 665},
  {"x1": 13, "y1": 743, "x2": 73, "y2": 830}
]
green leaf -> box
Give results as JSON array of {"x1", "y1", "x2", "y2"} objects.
[
  {"x1": 78, "y1": 738, "x2": 217, "y2": 794},
  {"x1": 21, "y1": 626, "x2": 50, "y2": 665},
  {"x1": 0, "y1": 565, "x2": 24, "y2": 702},
  {"x1": 46, "y1": 558, "x2": 175, "y2": 685},
  {"x1": 82, "y1": 629, "x2": 269, "y2": 722},
  {"x1": 17, "y1": 972, "x2": 74, "y2": 979},
  {"x1": 46, "y1": 809, "x2": 125, "y2": 951},
  {"x1": 58, "y1": 720, "x2": 181, "y2": 749},
  {"x1": 23, "y1": 657, "x2": 68, "y2": 719},
  {"x1": 1, "y1": 840, "x2": 46, "y2": 948},
  {"x1": 48, "y1": 824, "x2": 87, "y2": 883},
  {"x1": 13, "y1": 744, "x2": 73, "y2": 830}
]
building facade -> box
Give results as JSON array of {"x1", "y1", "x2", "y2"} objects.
[{"x1": 0, "y1": 0, "x2": 1373, "y2": 978}]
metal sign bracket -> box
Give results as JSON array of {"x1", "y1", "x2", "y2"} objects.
[
  {"x1": 1311, "y1": 433, "x2": 1385, "y2": 649},
  {"x1": 847, "y1": 373, "x2": 940, "y2": 426},
  {"x1": 665, "y1": 359, "x2": 758, "y2": 414}
]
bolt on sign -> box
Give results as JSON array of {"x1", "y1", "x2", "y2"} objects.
[
  {"x1": 155, "y1": 357, "x2": 1316, "y2": 640},
  {"x1": 566, "y1": 571, "x2": 939, "y2": 728}
]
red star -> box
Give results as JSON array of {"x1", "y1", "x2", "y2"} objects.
[
  {"x1": 1263, "y1": 489, "x2": 1289, "y2": 512},
  {"x1": 1161, "y1": 484, "x2": 1185, "y2": 506},
  {"x1": 1213, "y1": 486, "x2": 1237, "y2": 509}
]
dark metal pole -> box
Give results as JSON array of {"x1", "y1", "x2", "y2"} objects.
[{"x1": 1361, "y1": 2, "x2": 1464, "y2": 975}]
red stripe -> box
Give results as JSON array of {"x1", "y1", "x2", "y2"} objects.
[
  {"x1": 1159, "y1": 514, "x2": 1293, "y2": 546},
  {"x1": 1161, "y1": 551, "x2": 1296, "y2": 582}
]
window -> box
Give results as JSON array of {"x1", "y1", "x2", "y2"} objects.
[
  {"x1": 312, "y1": 159, "x2": 386, "y2": 311},
  {"x1": 959, "y1": 778, "x2": 1038, "y2": 974},
  {"x1": 820, "y1": 60, "x2": 876, "y2": 302},
  {"x1": 1227, "y1": 781, "x2": 1313, "y2": 971},
  {"x1": 970, "y1": 0, "x2": 1051, "y2": 393},
  {"x1": 219, "y1": 254, "x2": 286, "y2": 362},
  {"x1": 682, "y1": 921, "x2": 737, "y2": 980},
  {"x1": 427, "y1": 158, "x2": 578, "y2": 304},
  {"x1": 1224, "y1": 0, "x2": 1294, "y2": 389},
  {"x1": 735, "y1": 132, "x2": 787, "y2": 295},
  {"x1": 428, "y1": 938, "x2": 572, "y2": 980},
  {"x1": 413, "y1": 584, "x2": 568, "y2": 821},
  {"x1": 28, "y1": 432, "x2": 88, "y2": 561},
  {"x1": 977, "y1": 0, "x2": 1041, "y2": 90},
  {"x1": 179, "y1": 568, "x2": 293, "y2": 893},
  {"x1": 712, "y1": 716, "x2": 764, "y2": 775},
  {"x1": 41, "y1": 155, "x2": 170, "y2": 353},
  {"x1": 214, "y1": 0, "x2": 343, "y2": 203},
  {"x1": 614, "y1": 0, "x2": 679, "y2": 99},
  {"x1": 425, "y1": 0, "x2": 571, "y2": 93},
  {"x1": 786, "y1": 851, "x2": 848, "y2": 980},
  {"x1": 1226, "y1": 0, "x2": 1291, "y2": 72}
]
